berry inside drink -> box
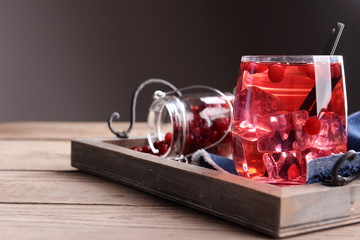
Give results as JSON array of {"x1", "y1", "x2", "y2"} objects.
[{"x1": 232, "y1": 56, "x2": 347, "y2": 185}]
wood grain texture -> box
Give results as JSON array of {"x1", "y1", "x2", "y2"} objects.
[
  {"x1": 1, "y1": 203, "x2": 360, "y2": 240},
  {"x1": 0, "y1": 122, "x2": 147, "y2": 140},
  {"x1": 0, "y1": 140, "x2": 72, "y2": 170},
  {"x1": 0, "y1": 204, "x2": 265, "y2": 240},
  {"x1": 0, "y1": 171, "x2": 169, "y2": 206},
  {"x1": 2, "y1": 121, "x2": 360, "y2": 240}
]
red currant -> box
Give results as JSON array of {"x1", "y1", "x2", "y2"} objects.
[
  {"x1": 191, "y1": 105, "x2": 199, "y2": 114},
  {"x1": 201, "y1": 124, "x2": 209, "y2": 135},
  {"x1": 247, "y1": 62, "x2": 259, "y2": 74},
  {"x1": 214, "y1": 118, "x2": 229, "y2": 131},
  {"x1": 298, "y1": 65, "x2": 308, "y2": 74},
  {"x1": 194, "y1": 136, "x2": 204, "y2": 148},
  {"x1": 305, "y1": 64, "x2": 322, "y2": 80},
  {"x1": 209, "y1": 129, "x2": 219, "y2": 142},
  {"x1": 141, "y1": 145, "x2": 152, "y2": 153},
  {"x1": 331, "y1": 64, "x2": 341, "y2": 78},
  {"x1": 186, "y1": 135, "x2": 195, "y2": 145},
  {"x1": 287, "y1": 164, "x2": 300, "y2": 180},
  {"x1": 257, "y1": 63, "x2": 268, "y2": 73},
  {"x1": 165, "y1": 132, "x2": 172, "y2": 145},
  {"x1": 304, "y1": 118, "x2": 321, "y2": 135},
  {"x1": 306, "y1": 65, "x2": 315, "y2": 79},
  {"x1": 192, "y1": 127, "x2": 201, "y2": 137},
  {"x1": 159, "y1": 143, "x2": 169, "y2": 155},
  {"x1": 130, "y1": 146, "x2": 142, "y2": 152},
  {"x1": 153, "y1": 141, "x2": 160, "y2": 149},
  {"x1": 224, "y1": 131, "x2": 232, "y2": 142},
  {"x1": 268, "y1": 64, "x2": 285, "y2": 82},
  {"x1": 241, "y1": 62, "x2": 249, "y2": 73}
]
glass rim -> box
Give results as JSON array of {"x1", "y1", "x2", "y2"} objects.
[{"x1": 241, "y1": 55, "x2": 343, "y2": 63}]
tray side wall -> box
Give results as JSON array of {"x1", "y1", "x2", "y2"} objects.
[
  {"x1": 71, "y1": 139, "x2": 281, "y2": 237},
  {"x1": 279, "y1": 183, "x2": 360, "y2": 237}
]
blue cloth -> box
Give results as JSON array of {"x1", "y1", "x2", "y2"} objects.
[
  {"x1": 192, "y1": 111, "x2": 360, "y2": 184},
  {"x1": 348, "y1": 111, "x2": 360, "y2": 152},
  {"x1": 306, "y1": 152, "x2": 360, "y2": 184}
]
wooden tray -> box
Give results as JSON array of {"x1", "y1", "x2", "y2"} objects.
[{"x1": 71, "y1": 138, "x2": 360, "y2": 238}]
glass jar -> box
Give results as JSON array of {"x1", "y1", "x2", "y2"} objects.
[{"x1": 147, "y1": 91, "x2": 233, "y2": 159}]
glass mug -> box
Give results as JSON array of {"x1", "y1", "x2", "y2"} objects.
[{"x1": 231, "y1": 55, "x2": 347, "y2": 185}]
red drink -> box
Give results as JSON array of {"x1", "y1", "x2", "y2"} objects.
[{"x1": 232, "y1": 56, "x2": 347, "y2": 184}]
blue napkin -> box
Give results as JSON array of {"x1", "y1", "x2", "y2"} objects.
[{"x1": 191, "y1": 111, "x2": 360, "y2": 184}]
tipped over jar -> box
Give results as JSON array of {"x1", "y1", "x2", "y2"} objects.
[{"x1": 147, "y1": 91, "x2": 234, "y2": 159}]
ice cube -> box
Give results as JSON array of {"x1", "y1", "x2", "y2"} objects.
[
  {"x1": 231, "y1": 136, "x2": 266, "y2": 178},
  {"x1": 234, "y1": 86, "x2": 280, "y2": 122},
  {"x1": 263, "y1": 151, "x2": 306, "y2": 182},
  {"x1": 294, "y1": 111, "x2": 346, "y2": 150},
  {"x1": 233, "y1": 87, "x2": 280, "y2": 142},
  {"x1": 255, "y1": 112, "x2": 296, "y2": 152},
  {"x1": 317, "y1": 112, "x2": 346, "y2": 147},
  {"x1": 292, "y1": 110, "x2": 310, "y2": 148},
  {"x1": 232, "y1": 120, "x2": 257, "y2": 141}
]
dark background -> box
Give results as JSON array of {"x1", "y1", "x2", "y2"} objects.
[{"x1": 0, "y1": 0, "x2": 359, "y2": 122}]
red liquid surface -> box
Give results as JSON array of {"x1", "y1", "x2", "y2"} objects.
[{"x1": 232, "y1": 61, "x2": 347, "y2": 184}]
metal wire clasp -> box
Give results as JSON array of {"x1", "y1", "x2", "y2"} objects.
[
  {"x1": 107, "y1": 78, "x2": 181, "y2": 138},
  {"x1": 323, "y1": 150, "x2": 360, "y2": 186}
]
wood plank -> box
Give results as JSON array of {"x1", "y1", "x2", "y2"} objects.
[
  {"x1": 2, "y1": 204, "x2": 360, "y2": 240},
  {"x1": 0, "y1": 204, "x2": 267, "y2": 240},
  {"x1": 0, "y1": 171, "x2": 170, "y2": 206},
  {"x1": 0, "y1": 140, "x2": 72, "y2": 170},
  {"x1": 0, "y1": 122, "x2": 147, "y2": 140}
]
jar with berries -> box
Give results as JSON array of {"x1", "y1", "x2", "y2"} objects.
[{"x1": 147, "y1": 88, "x2": 233, "y2": 159}]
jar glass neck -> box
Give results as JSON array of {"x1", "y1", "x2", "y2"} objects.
[{"x1": 147, "y1": 96, "x2": 186, "y2": 157}]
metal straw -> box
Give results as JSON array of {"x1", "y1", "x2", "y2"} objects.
[{"x1": 322, "y1": 22, "x2": 345, "y2": 55}]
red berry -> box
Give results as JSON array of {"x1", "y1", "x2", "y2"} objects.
[
  {"x1": 224, "y1": 131, "x2": 232, "y2": 142},
  {"x1": 298, "y1": 65, "x2": 308, "y2": 74},
  {"x1": 165, "y1": 132, "x2": 172, "y2": 145},
  {"x1": 214, "y1": 118, "x2": 229, "y2": 131},
  {"x1": 247, "y1": 62, "x2": 259, "y2": 74},
  {"x1": 331, "y1": 64, "x2": 341, "y2": 79},
  {"x1": 153, "y1": 141, "x2": 160, "y2": 149},
  {"x1": 217, "y1": 129, "x2": 226, "y2": 140},
  {"x1": 209, "y1": 129, "x2": 219, "y2": 142},
  {"x1": 192, "y1": 127, "x2": 201, "y2": 136},
  {"x1": 304, "y1": 118, "x2": 321, "y2": 135},
  {"x1": 130, "y1": 146, "x2": 142, "y2": 152},
  {"x1": 197, "y1": 102, "x2": 206, "y2": 112},
  {"x1": 201, "y1": 124, "x2": 210, "y2": 135},
  {"x1": 241, "y1": 62, "x2": 249, "y2": 72},
  {"x1": 142, "y1": 145, "x2": 152, "y2": 153},
  {"x1": 305, "y1": 64, "x2": 321, "y2": 80},
  {"x1": 191, "y1": 105, "x2": 199, "y2": 114},
  {"x1": 287, "y1": 164, "x2": 300, "y2": 180},
  {"x1": 257, "y1": 63, "x2": 268, "y2": 73},
  {"x1": 186, "y1": 135, "x2": 195, "y2": 145},
  {"x1": 194, "y1": 136, "x2": 204, "y2": 148},
  {"x1": 306, "y1": 65, "x2": 315, "y2": 79},
  {"x1": 159, "y1": 143, "x2": 169, "y2": 155},
  {"x1": 268, "y1": 64, "x2": 285, "y2": 82}
]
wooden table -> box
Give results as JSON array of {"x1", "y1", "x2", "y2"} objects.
[{"x1": 1, "y1": 122, "x2": 359, "y2": 239}]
